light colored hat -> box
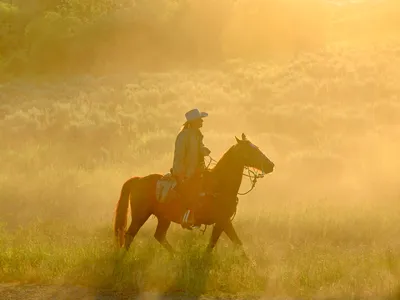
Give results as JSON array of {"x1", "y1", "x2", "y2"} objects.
[{"x1": 185, "y1": 108, "x2": 208, "y2": 122}]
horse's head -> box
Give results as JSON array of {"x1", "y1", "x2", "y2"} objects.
[{"x1": 235, "y1": 133, "x2": 275, "y2": 174}]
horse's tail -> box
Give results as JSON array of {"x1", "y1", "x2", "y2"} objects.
[{"x1": 114, "y1": 178, "x2": 135, "y2": 247}]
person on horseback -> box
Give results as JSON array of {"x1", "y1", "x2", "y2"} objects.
[{"x1": 172, "y1": 108, "x2": 211, "y2": 230}]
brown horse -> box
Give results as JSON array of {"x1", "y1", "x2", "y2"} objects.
[{"x1": 113, "y1": 133, "x2": 274, "y2": 255}]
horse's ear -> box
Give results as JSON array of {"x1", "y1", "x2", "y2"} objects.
[
  {"x1": 235, "y1": 136, "x2": 241, "y2": 144},
  {"x1": 242, "y1": 133, "x2": 247, "y2": 140}
]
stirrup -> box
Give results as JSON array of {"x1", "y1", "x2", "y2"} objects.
[{"x1": 181, "y1": 210, "x2": 194, "y2": 230}]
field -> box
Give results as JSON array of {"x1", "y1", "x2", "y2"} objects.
[{"x1": 2, "y1": 0, "x2": 400, "y2": 299}]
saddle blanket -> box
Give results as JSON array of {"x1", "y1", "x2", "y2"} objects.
[{"x1": 156, "y1": 173, "x2": 178, "y2": 203}]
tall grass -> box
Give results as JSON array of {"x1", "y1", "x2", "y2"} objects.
[{"x1": 1, "y1": 198, "x2": 400, "y2": 298}]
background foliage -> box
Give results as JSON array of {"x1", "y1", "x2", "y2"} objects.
[{"x1": 1, "y1": 0, "x2": 399, "y2": 76}]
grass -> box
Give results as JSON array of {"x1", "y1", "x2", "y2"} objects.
[
  {"x1": 1, "y1": 200, "x2": 400, "y2": 299},
  {"x1": 1, "y1": 38, "x2": 400, "y2": 298}
]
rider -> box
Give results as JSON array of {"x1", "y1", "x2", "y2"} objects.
[{"x1": 172, "y1": 108, "x2": 211, "y2": 229}]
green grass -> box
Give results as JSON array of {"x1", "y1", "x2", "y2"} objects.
[
  {"x1": 1, "y1": 42, "x2": 400, "y2": 298},
  {"x1": 1, "y1": 200, "x2": 400, "y2": 298}
]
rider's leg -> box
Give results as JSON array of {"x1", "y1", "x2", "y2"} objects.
[{"x1": 180, "y1": 176, "x2": 202, "y2": 229}]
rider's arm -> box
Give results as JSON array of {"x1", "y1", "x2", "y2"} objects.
[{"x1": 201, "y1": 141, "x2": 211, "y2": 156}]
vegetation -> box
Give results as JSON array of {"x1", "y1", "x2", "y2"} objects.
[
  {"x1": 1, "y1": 0, "x2": 400, "y2": 299},
  {"x1": 1, "y1": 0, "x2": 400, "y2": 77}
]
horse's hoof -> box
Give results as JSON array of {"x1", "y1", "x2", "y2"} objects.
[{"x1": 240, "y1": 253, "x2": 256, "y2": 267}]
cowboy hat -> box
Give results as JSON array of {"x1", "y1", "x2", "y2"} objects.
[{"x1": 185, "y1": 108, "x2": 208, "y2": 122}]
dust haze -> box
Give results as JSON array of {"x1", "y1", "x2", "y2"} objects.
[{"x1": 1, "y1": 0, "x2": 400, "y2": 298}]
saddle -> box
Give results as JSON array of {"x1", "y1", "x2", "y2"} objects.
[{"x1": 156, "y1": 170, "x2": 214, "y2": 204}]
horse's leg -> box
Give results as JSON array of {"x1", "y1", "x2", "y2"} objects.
[
  {"x1": 223, "y1": 220, "x2": 248, "y2": 259},
  {"x1": 125, "y1": 211, "x2": 151, "y2": 251},
  {"x1": 222, "y1": 220, "x2": 243, "y2": 246},
  {"x1": 154, "y1": 217, "x2": 174, "y2": 254},
  {"x1": 205, "y1": 222, "x2": 224, "y2": 252}
]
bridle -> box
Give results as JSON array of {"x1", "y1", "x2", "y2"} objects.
[
  {"x1": 239, "y1": 166, "x2": 265, "y2": 195},
  {"x1": 205, "y1": 156, "x2": 265, "y2": 196}
]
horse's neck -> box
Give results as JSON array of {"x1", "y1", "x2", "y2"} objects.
[{"x1": 211, "y1": 147, "x2": 244, "y2": 196}]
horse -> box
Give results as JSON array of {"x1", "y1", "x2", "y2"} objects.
[{"x1": 113, "y1": 133, "x2": 275, "y2": 255}]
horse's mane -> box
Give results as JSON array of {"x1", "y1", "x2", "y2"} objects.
[{"x1": 209, "y1": 144, "x2": 239, "y2": 174}]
